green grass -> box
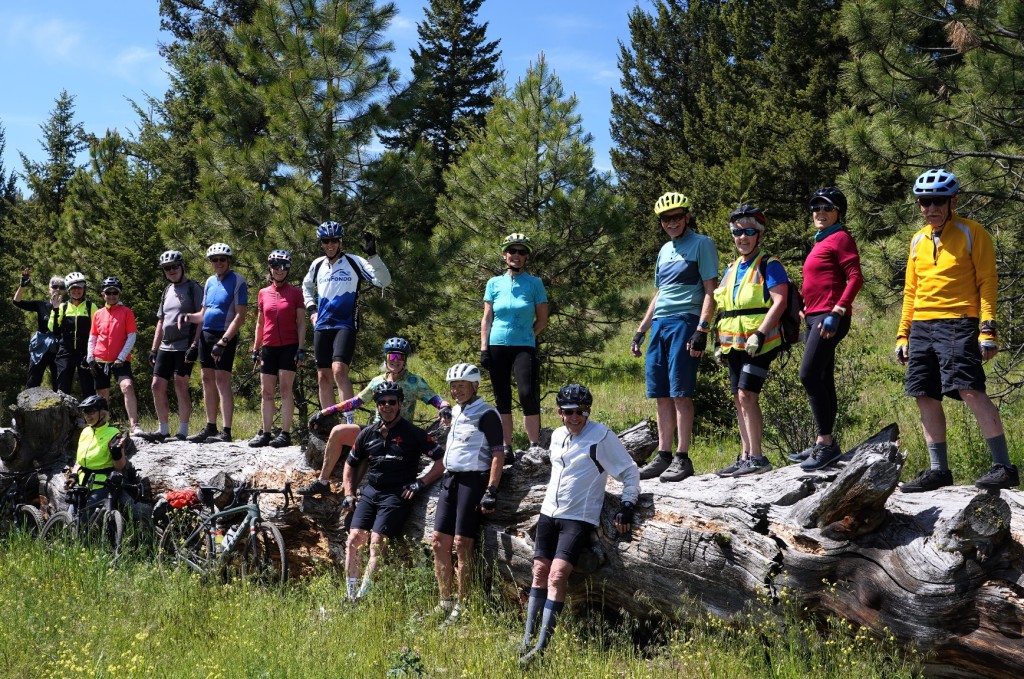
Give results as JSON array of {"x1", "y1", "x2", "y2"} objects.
[{"x1": 0, "y1": 536, "x2": 920, "y2": 678}]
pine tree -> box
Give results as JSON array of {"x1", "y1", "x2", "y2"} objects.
[
  {"x1": 611, "y1": 0, "x2": 848, "y2": 268},
  {"x1": 385, "y1": 0, "x2": 501, "y2": 173},
  {"x1": 833, "y1": 0, "x2": 1024, "y2": 375},
  {"x1": 18, "y1": 91, "x2": 91, "y2": 246},
  {"x1": 433, "y1": 56, "x2": 632, "y2": 375},
  {"x1": 0, "y1": 121, "x2": 27, "y2": 403}
]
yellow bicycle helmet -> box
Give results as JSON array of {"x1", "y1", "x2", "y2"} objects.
[
  {"x1": 654, "y1": 192, "x2": 691, "y2": 215},
  {"x1": 501, "y1": 233, "x2": 533, "y2": 253}
]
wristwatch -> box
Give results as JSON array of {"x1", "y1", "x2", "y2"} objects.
[{"x1": 697, "y1": 320, "x2": 711, "y2": 332}]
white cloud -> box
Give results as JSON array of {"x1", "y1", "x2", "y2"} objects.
[{"x1": 2, "y1": 15, "x2": 82, "y2": 62}]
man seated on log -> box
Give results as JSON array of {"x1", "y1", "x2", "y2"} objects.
[
  {"x1": 429, "y1": 363, "x2": 504, "y2": 626},
  {"x1": 340, "y1": 381, "x2": 444, "y2": 601},
  {"x1": 519, "y1": 384, "x2": 640, "y2": 666},
  {"x1": 896, "y1": 169, "x2": 1017, "y2": 492}
]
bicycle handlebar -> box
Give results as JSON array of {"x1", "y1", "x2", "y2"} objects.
[{"x1": 198, "y1": 481, "x2": 293, "y2": 511}]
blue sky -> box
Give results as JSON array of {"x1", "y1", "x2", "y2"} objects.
[{"x1": 0, "y1": 1, "x2": 650, "y2": 191}]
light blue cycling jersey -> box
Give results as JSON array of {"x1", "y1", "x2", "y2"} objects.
[
  {"x1": 301, "y1": 253, "x2": 391, "y2": 331},
  {"x1": 653, "y1": 230, "x2": 719, "y2": 318},
  {"x1": 202, "y1": 271, "x2": 248, "y2": 332},
  {"x1": 483, "y1": 271, "x2": 547, "y2": 347}
]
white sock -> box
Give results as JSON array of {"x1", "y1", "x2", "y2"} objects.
[
  {"x1": 347, "y1": 577, "x2": 359, "y2": 600},
  {"x1": 178, "y1": 422, "x2": 189, "y2": 437},
  {"x1": 158, "y1": 422, "x2": 169, "y2": 435}
]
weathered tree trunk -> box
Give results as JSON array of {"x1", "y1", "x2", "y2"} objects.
[{"x1": 118, "y1": 417, "x2": 1024, "y2": 677}]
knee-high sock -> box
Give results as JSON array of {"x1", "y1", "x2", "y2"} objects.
[
  {"x1": 521, "y1": 587, "x2": 547, "y2": 649},
  {"x1": 532, "y1": 599, "x2": 565, "y2": 653}
]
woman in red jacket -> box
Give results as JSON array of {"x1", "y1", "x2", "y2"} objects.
[{"x1": 791, "y1": 187, "x2": 864, "y2": 470}]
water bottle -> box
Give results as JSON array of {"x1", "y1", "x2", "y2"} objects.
[
  {"x1": 213, "y1": 527, "x2": 225, "y2": 553},
  {"x1": 223, "y1": 524, "x2": 240, "y2": 551}
]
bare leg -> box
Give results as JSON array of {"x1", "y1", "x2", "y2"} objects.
[
  {"x1": 260, "y1": 373, "x2": 278, "y2": 432},
  {"x1": 201, "y1": 368, "x2": 219, "y2": 426},
  {"x1": 214, "y1": 370, "x2": 233, "y2": 429},
  {"x1": 151, "y1": 375, "x2": 169, "y2": 428},
  {"x1": 333, "y1": 361, "x2": 353, "y2": 401},
  {"x1": 119, "y1": 377, "x2": 139, "y2": 428},
  {"x1": 673, "y1": 396, "x2": 694, "y2": 452},
  {"x1": 524, "y1": 414, "x2": 541, "y2": 445},
  {"x1": 317, "y1": 367, "x2": 335, "y2": 409},
  {"x1": 432, "y1": 532, "x2": 455, "y2": 600},
  {"x1": 278, "y1": 370, "x2": 296, "y2": 431},
  {"x1": 655, "y1": 397, "x2": 676, "y2": 451}
]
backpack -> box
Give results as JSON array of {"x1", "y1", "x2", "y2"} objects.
[{"x1": 758, "y1": 256, "x2": 803, "y2": 348}]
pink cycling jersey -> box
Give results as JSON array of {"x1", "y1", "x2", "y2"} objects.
[{"x1": 257, "y1": 283, "x2": 303, "y2": 346}]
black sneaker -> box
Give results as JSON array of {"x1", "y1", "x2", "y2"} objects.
[
  {"x1": 975, "y1": 464, "x2": 1020, "y2": 490},
  {"x1": 788, "y1": 445, "x2": 815, "y2": 463},
  {"x1": 186, "y1": 428, "x2": 216, "y2": 443},
  {"x1": 173, "y1": 433, "x2": 187, "y2": 441},
  {"x1": 297, "y1": 478, "x2": 331, "y2": 496},
  {"x1": 733, "y1": 456, "x2": 772, "y2": 477},
  {"x1": 248, "y1": 430, "x2": 272, "y2": 447},
  {"x1": 639, "y1": 454, "x2": 672, "y2": 480},
  {"x1": 660, "y1": 455, "x2": 694, "y2": 483},
  {"x1": 800, "y1": 442, "x2": 842, "y2": 471},
  {"x1": 715, "y1": 456, "x2": 744, "y2": 477},
  {"x1": 206, "y1": 430, "x2": 232, "y2": 443},
  {"x1": 138, "y1": 431, "x2": 168, "y2": 443},
  {"x1": 900, "y1": 468, "x2": 954, "y2": 493},
  {"x1": 269, "y1": 431, "x2": 292, "y2": 448}
]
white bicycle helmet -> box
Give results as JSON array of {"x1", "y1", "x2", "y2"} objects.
[
  {"x1": 65, "y1": 271, "x2": 87, "y2": 288},
  {"x1": 159, "y1": 250, "x2": 184, "y2": 267},
  {"x1": 267, "y1": 250, "x2": 291, "y2": 269},
  {"x1": 913, "y1": 169, "x2": 959, "y2": 196},
  {"x1": 206, "y1": 242, "x2": 233, "y2": 259},
  {"x1": 446, "y1": 363, "x2": 481, "y2": 384}
]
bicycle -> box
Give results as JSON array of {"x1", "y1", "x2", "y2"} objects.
[
  {"x1": 39, "y1": 471, "x2": 146, "y2": 558},
  {"x1": 0, "y1": 470, "x2": 43, "y2": 537},
  {"x1": 157, "y1": 481, "x2": 292, "y2": 585}
]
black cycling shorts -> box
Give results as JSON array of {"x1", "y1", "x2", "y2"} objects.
[
  {"x1": 314, "y1": 328, "x2": 357, "y2": 368},
  {"x1": 350, "y1": 485, "x2": 412, "y2": 538},
  {"x1": 199, "y1": 330, "x2": 238, "y2": 372},
  {"x1": 905, "y1": 318, "x2": 986, "y2": 401},
  {"x1": 153, "y1": 349, "x2": 195, "y2": 380},
  {"x1": 433, "y1": 471, "x2": 489, "y2": 540},
  {"x1": 726, "y1": 346, "x2": 779, "y2": 394},
  {"x1": 261, "y1": 344, "x2": 298, "y2": 375},
  {"x1": 94, "y1": 361, "x2": 134, "y2": 390},
  {"x1": 533, "y1": 513, "x2": 591, "y2": 565}
]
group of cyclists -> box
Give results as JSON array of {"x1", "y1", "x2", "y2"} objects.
[{"x1": 11, "y1": 165, "x2": 1018, "y2": 665}]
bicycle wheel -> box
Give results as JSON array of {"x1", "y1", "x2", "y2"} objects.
[
  {"x1": 101, "y1": 509, "x2": 125, "y2": 557},
  {"x1": 15, "y1": 505, "x2": 43, "y2": 536},
  {"x1": 40, "y1": 511, "x2": 77, "y2": 544},
  {"x1": 157, "y1": 508, "x2": 213, "y2": 577},
  {"x1": 240, "y1": 521, "x2": 288, "y2": 585}
]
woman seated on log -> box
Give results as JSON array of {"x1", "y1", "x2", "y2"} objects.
[{"x1": 72, "y1": 395, "x2": 137, "y2": 510}]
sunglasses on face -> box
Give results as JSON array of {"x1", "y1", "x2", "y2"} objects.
[
  {"x1": 386, "y1": 352, "x2": 406, "y2": 362},
  {"x1": 51, "y1": 285, "x2": 66, "y2": 290},
  {"x1": 320, "y1": 238, "x2": 341, "y2": 245},
  {"x1": 82, "y1": 408, "x2": 99, "y2": 416},
  {"x1": 504, "y1": 247, "x2": 529, "y2": 256},
  {"x1": 209, "y1": 257, "x2": 229, "y2": 264},
  {"x1": 376, "y1": 398, "x2": 399, "y2": 407},
  {"x1": 103, "y1": 289, "x2": 121, "y2": 296},
  {"x1": 731, "y1": 227, "x2": 761, "y2": 237},
  {"x1": 660, "y1": 212, "x2": 688, "y2": 225},
  {"x1": 917, "y1": 197, "x2": 949, "y2": 208},
  {"x1": 558, "y1": 407, "x2": 589, "y2": 416},
  {"x1": 810, "y1": 204, "x2": 836, "y2": 213},
  {"x1": 270, "y1": 263, "x2": 290, "y2": 271},
  {"x1": 69, "y1": 285, "x2": 85, "y2": 291},
  {"x1": 161, "y1": 264, "x2": 181, "y2": 272}
]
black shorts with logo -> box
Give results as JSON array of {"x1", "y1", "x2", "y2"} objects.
[
  {"x1": 905, "y1": 318, "x2": 986, "y2": 401},
  {"x1": 350, "y1": 484, "x2": 412, "y2": 538},
  {"x1": 314, "y1": 328, "x2": 357, "y2": 367}
]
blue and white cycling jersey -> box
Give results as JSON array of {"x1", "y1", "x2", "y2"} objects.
[{"x1": 301, "y1": 253, "x2": 391, "y2": 331}]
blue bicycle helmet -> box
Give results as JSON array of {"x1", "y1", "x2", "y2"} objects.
[
  {"x1": 316, "y1": 221, "x2": 344, "y2": 239},
  {"x1": 913, "y1": 169, "x2": 959, "y2": 196},
  {"x1": 383, "y1": 337, "x2": 411, "y2": 356}
]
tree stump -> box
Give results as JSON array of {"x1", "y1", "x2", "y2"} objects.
[{"x1": 618, "y1": 418, "x2": 658, "y2": 464}]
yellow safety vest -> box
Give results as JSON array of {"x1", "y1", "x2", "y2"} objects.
[
  {"x1": 77, "y1": 423, "x2": 120, "y2": 489},
  {"x1": 713, "y1": 252, "x2": 783, "y2": 354}
]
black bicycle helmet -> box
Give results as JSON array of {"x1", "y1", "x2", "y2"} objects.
[
  {"x1": 809, "y1": 187, "x2": 847, "y2": 216},
  {"x1": 79, "y1": 395, "x2": 109, "y2": 412},
  {"x1": 373, "y1": 380, "x2": 404, "y2": 402},
  {"x1": 729, "y1": 204, "x2": 766, "y2": 226},
  {"x1": 100, "y1": 275, "x2": 123, "y2": 292},
  {"x1": 556, "y1": 384, "x2": 593, "y2": 409}
]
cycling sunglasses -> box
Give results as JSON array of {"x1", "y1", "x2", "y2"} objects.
[
  {"x1": 376, "y1": 398, "x2": 399, "y2": 407},
  {"x1": 504, "y1": 247, "x2": 529, "y2": 256},
  {"x1": 917, "y1": 196, "x2": 950, "y2": 207},
  {"x1": 731, "y1": 227, "x2": 761, "y2": 237},
  {"x1": 810, "y1": 204, "x2": 836, "y2": 213}
]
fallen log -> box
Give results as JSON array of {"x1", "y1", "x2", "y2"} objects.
[{"x1": 100, "y1": 416, "x2": 1024, "y2": 677}]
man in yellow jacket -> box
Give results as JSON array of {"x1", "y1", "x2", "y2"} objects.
[{"x1": 896, "y1": 169, "x2": 1016, "y2": 491}]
